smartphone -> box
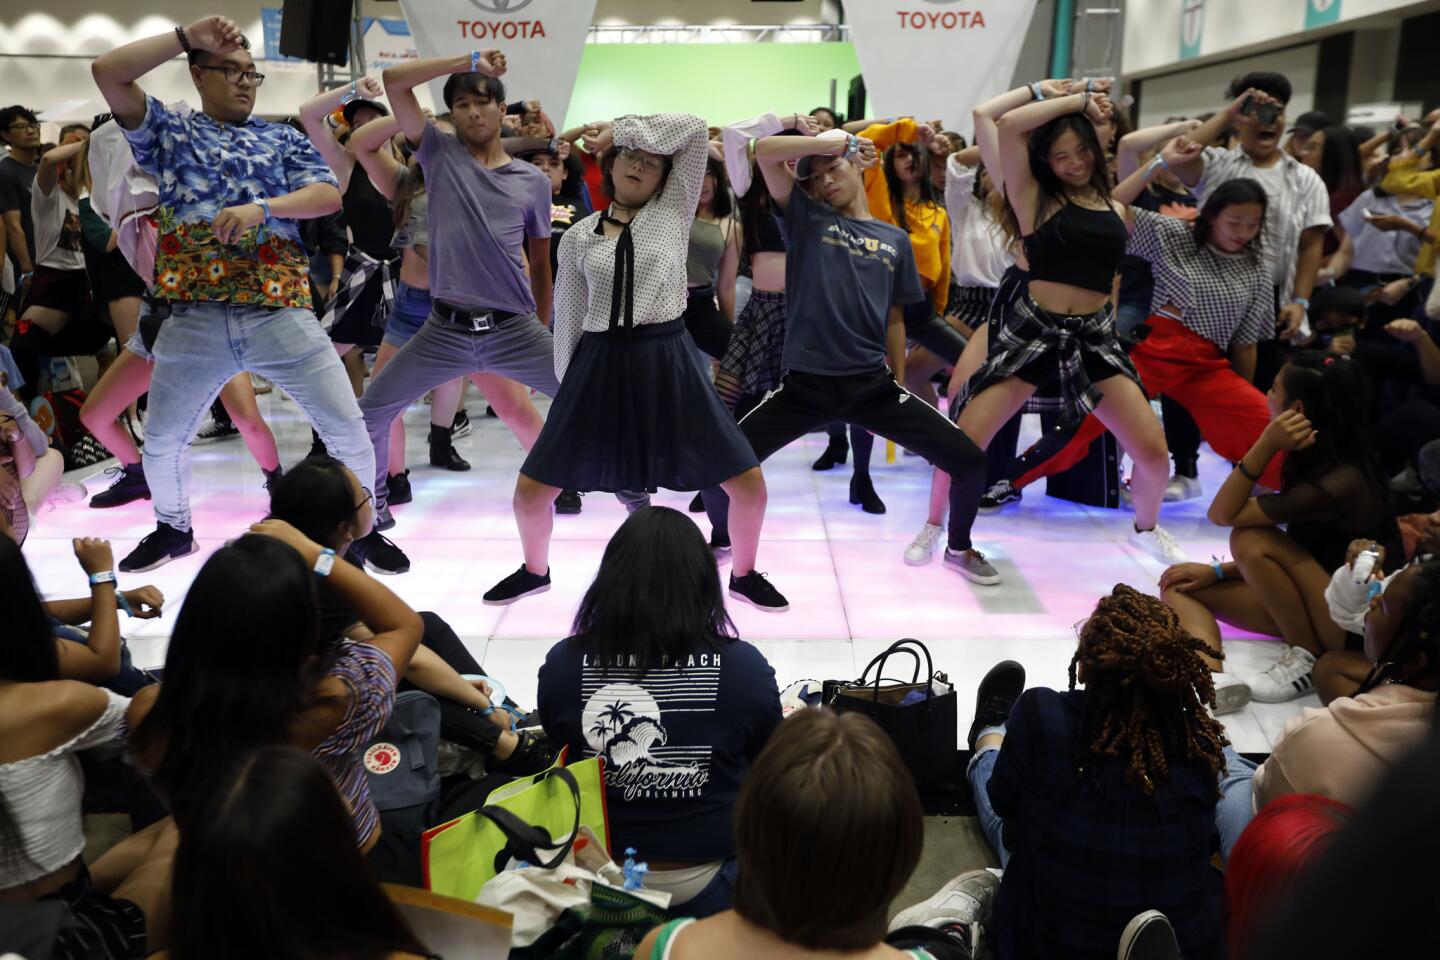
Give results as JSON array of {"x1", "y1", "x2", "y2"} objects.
[{"x1": 1240, "y1": 95, "x2": 1279, "y2": 127}]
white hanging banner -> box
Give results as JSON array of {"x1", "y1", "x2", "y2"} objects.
[
  {"x1": 847, "y1": 0, "x2": 1041, "y2": 137},
  {"x1": 398, "y1": 0, "x2": 597, "y2": 125}
]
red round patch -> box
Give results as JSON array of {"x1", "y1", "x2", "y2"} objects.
[{"x1": 364, "y1": 743, "x2": 401, "y2": 775}]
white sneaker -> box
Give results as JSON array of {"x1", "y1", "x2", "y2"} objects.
[
  {"x1": 888, "y1": 868, "x2": 999, "y2": 937},
  {"x1": 1163, "y1": 475, "x2": 1204, "y2": 502},
  {"x1": 904, "y1": 522, "x2": 944, "y2": 566},
  {"x1": 1129, "y1": 525, "x2": 1189, "y2": 564},
  {"x1": 1248, "y1": 646, "x2": 1317, "y2": 703},
  {"x1": 1210, "y1": 672, "x2": 1252, "y2": 716},
  {"x1": 43, "y1": 480, "x2": 88, "y2": 510}
]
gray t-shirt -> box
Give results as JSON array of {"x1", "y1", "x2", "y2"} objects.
[
  {"x1": 779, "y1": 186, "x2": 924, "y2": 376},
  {"x1": 413, "y1": 123, "x2": 551, "y2": 314}
]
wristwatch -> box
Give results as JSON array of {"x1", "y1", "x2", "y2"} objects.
[{"x1": 314, "y1": 547, "x2": 337, "y2": 578}]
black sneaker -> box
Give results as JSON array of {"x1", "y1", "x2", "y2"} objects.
[
  {"x1": 119, "y1": 522, "x2": 199, "y2": 573},
  {"x1": 485, "y1": 404, "x2": 499, "y2": 419},
  {"x1": 351, "y1": 530, "x2": 411, "y2": 575},
  {"x1": 849, "y1": 474, "x2": 886, "y2": 514},
  {"x1": 492, "y1": 728, "x2": 557, "y2": 776},
  {"x1": 977, "y1": 480, "x2": 1022, "y2": 515},
  {"x1": 451, "y1": 409, "x2": 473, "y2": 439},
  {"x1": 555, "y1": 490, "x2": 583, "y2": 515},
  {"x1": 388, "y1": 470, "x2": 413, "y2": 505},
  {"x1": 1117, "y1": 910, "x2": 1181, "y2": 960},
  {"x1": 484, "y1": 564, "x2": 551, "y2": 605},
  {"x1": 429, "y1": 425, "x2": 471, "y2": 471},
  {"x1": 194, "y1": 417, "x2": 239, "y2": 444},
  {"x1": 968, "y1": 660, "x2": 1025, "y2": 752},
  {"x1": 89, "y1": 463, "x2": 150, "y2": 509},
  {"x1": 729, "y1": 571, "x2": 790, "y2": 612},
  {"x1": 811, "y1": 436, "x2": 848, "y2": 471}
]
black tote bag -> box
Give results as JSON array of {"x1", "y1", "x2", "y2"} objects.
[{"x1": 825, "y1": 639, "x2": 958, "y2": 790}]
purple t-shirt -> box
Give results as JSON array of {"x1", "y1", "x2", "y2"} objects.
[{"x1": 414, "y1": 122, "x2": 552, "y2": 315}]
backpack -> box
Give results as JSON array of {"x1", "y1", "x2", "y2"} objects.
[{"x1": 363, "y1": 689, "x2": 442, "y2": 812}]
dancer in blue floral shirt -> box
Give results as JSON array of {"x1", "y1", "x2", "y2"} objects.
[{"x1": 92, "y1": 15, "x2": 375, "y2": 572}]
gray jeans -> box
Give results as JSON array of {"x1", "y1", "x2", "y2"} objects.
[
  {"x1": 358, "y1": 312, "x2": 646, "y2": 511},
  {"x1": 145, "y1": 301, "x2": 373, "y2": 531}
]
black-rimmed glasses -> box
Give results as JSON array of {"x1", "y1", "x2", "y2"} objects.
[{"x1": 196, "y1": 65, "x2": 266, "y2": 86}]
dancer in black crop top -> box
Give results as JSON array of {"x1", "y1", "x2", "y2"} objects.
[{"x1": 944, "y1": 82, "x2": 1188, "y2": 587}]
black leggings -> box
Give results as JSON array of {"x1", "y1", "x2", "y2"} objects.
[
  {"x1": 1163, "y1": 395, "x2": 1202, "y2": 477},
  {"x1": 824, "y1": 421, "x2": 876, "y2": 479},
  {"x1": 8, "y1": 320, "x2": 114, "y2": 403},
  {"x1": 904, "y1": 299, "x2": 967, "y2": 365},
  {"x1": 683, "y1": 286, "x2": 732, "y2": 360}
]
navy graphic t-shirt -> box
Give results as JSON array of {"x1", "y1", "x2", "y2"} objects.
[{"x1": 536, "y1": 637, "x2": 782, "y2": 862}]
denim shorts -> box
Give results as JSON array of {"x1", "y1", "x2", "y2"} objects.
[{"x1": 382, "y1": 282, "x2": 434, "y2": 349}]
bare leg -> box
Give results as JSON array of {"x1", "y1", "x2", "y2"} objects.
[
  {"x1": 722, "y1": 466, "x2": 767, "y2": 577},
  {"x1": 340, "y1": 346, "x2": 366, "y2": 398},
  {"x1": 431, "y1": 377, "x2": 465, "y2": 429},
  {"x1": 1088, "y1": 374, "x2": 1168, "y2": 531},
  {"x1": 471, "y1": 373, "x2": 543, "y2": 451},
  {"x1": 926, "y1": 468, "x2": 950, "y2": 526},
  {"x1": 1162, "y1": 578, "x2": 1281, "y2": 672},
  {"x1": 903, "y1": 346, "x2": 946, "y2": 408},
  {"x1": 20, "y1": 447, "x2": 63, "y2": 512},
  {"x1": 1230, "y1": 525, "x2": 1349, "y2": 657},
  {"x1": 79, "y1": 349, "x2": 151, "y2": 465},
  {"x1": 216, "y1": 374, "x2": 280, "y2": 473},
  {"x1": 371, "y1": 342, "x2": 407, "y2": 475},
  {"x1": 100, "y1": 817, "x2": 179, "y2": 953},
  {"x1": 515, "y1": 473, "x2": 562, "y2": 574},
  {"x1": 926, "y1": 326, "x2": 992, "y2": 527},
  {"x1": 1313, "y1": 649, "x2": 1371, "y2": 704}
]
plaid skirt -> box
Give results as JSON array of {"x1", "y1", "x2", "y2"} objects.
[
  {"x1": 719, "y1": 289, "x2": 788, "y2": 396},
  {"x1": 949, "y1": 283, "x2": 997, "y2": 331}
]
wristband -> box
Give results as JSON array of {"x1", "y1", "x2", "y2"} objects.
[
  {"x1": 470, "y1": 50, "x2": 482, "y2": 73},
  {"x1": 1029, "y1": 82, "x2": 1044, "y2": 102},
  {"x1": 1291, "y1": 297, "x2": 1310, "y2": 311},
  {"x1": 116, "y1": 591, "x2": 135, "y2": 618},
  {"x1": 19, "y1": 271, "x2": 32, "y2": 283},
  {"x1": 339, "y1": 80, "x2": 358, "y2": 105},
  {"x1": 1236, "y1": 460, "x2": 1262, "y2": 483},
  {"x1": 1079, "y1": 92, "x2": 1091, "y2": 116},
  {"x1": 313, "y1": 547, "x2": 337, "y2": 578},
  {"x1": 89, "y1": 571, "x2": 117, "y2": 587},
  {"x1": 1210, "y1": 557, "x2": 1226, "y2": 581},
  {"x1": 548, "y1": 136, "x2": 563, "y2": 155},
  {"x1": 1147, "y1": 155, "x2": 1170, "y2": 176},
  {"x1": 843, "y1": 134, "x2": 861, "y2": 159},
  {"x1": 175, "y1": 26, "x2": 193, "y2": 55},
  {"x1": 257, "y1": 197, "x2": 272, "y2": 221}
]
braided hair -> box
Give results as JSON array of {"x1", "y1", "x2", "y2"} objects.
[
  {"x1": 1355, "y1": 560, "x2": 1440, "y2": 696},
  {"x1": 1068, "y1": 585, "x2": 1229, "y2": 795}
]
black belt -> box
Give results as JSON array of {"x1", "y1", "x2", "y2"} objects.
[{"x1": 432, "y1": 299, "x2": 521, "y2": 333}]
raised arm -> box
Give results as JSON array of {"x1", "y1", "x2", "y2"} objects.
[
  {"x1": 1170, "y1": 88, "x2": 1280, "y2": 187},
  {"x1": 349, "y1": 116, "x2": 406, "y2": 199},
  {"x1": 1114, "y1": 135, "x2": 1201, "y2": 207},
  {"x1": 974, "y1": 80, "x2": 1074, "y2": 197},
  {"x1": 383, "y1": 49, "x2": 507, "y2": 145},
  {"x1": 997, "y1": 91, "x2": 1113, "y2": 235},
  {"x1": 722, "y1": 112, "x2": 817, "y2": 198},
  {"x1": 35, "y1": 138, "x2": 87, "y2": 196},
  {"x1": 92, "y1": 16, "x2": 244, "y2": 129},
  {"x1": 611, "y1": 113, "x2": 710, "y2": 217},
  {"x1": 1117, "y1": 118, "x2": 1199, "y2": 181},
  {"x1": 298, "y1": 78, "x2": 384, "y2": 190},
  {"x1": 754, "y1": 129, "x2": 878, "y2": 211}
]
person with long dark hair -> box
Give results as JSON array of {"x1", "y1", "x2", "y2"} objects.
[
  {"x1": 945, "y1": 83, "x2": 1186, "y2": 587},
  {"x1": 965, "y1": 587, "x2": 1229, "y2": 960},
  {"x1": 682, "y1": 152, "x2": 739, "y2": 359},
  {"x1": 0, "y1": 532, "x2": 152, "y2": 956},
  {"x1": 168, "y1": 746, "x2": 432, "y2": 960},
  {"x1": 1161, "y1": 352, "x2": 1403, "y2": 705},
  {"x1": 1209, "y1": 559, "x2": 1436, "y2": 862},
  {"x1": 126, "y1": 518, "x2": 422, "y2": 842},
  {"x1": 494, "y1": 110, "x2": 777, "y2": 611},
  {"x1": 536, "y1": 506, "x2": 781, "y2": 917}
]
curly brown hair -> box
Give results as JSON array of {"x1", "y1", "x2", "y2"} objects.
[{"x1": 1068, "y1": 585, "x2": 1229, "y2": 795}]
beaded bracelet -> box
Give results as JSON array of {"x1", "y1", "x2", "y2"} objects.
[{"x1": 175, "y1": 26, "x2": 192, "y2": 55}]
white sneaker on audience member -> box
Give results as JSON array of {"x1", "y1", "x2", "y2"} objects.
[
  {"x1": 1210, "y1": 672, "x2": 1252, "y2": 716},
  {"x1": 1163, "y1": 475, "x2": 1203, "y2": 502},
  {"x1": 1117, "y1": 910, "x2": 1181, "y2": 960},
  {"x1": 1128, "y1": 525, "x2": 1189, "y2": 564},
  {"x1": 903, "y1": 522, "x2": 944, "y2": 566},
  {"x1": 888, "y1": 867, "x2": 998, "y2": 948},
  {"x1": 1247, "y1": 645, "x2": 1317, "y2": 703}
]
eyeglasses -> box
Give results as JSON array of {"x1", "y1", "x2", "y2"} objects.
[
  {"x1": 6, "y1": 121, "x2": 39, "y2": 133},
  {"x1": 196, "y1": 65, "x2": 266, "y2": 87},
  {"x1": 354, "y1": 490, "x2": 375, "y2": 515},
  {"x1": 617, "y1": 147, "x2": 663, "y2": 173}
]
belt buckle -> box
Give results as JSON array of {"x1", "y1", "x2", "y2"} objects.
[{"x1": 465, "y1": 310, "x2": 494, "y2": 334}]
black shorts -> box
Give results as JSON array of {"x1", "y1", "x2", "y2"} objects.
[{"x1": 21, "y1": 265, "x2": 92, "y2": 320}]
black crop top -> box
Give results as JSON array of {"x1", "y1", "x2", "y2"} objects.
[{"x1": 1022, "y1": 203, "x2": 1128, "y2": 295}]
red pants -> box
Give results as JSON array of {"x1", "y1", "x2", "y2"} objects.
[{"x1": 1014, "y1": 315, "x2": 1284, "y2": 492}]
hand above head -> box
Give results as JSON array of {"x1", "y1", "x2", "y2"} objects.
[
  {"x1": 1161, "y1": 135, "x2": 1203, "y2": 167},
  {"x1": 354, "y1": 76, "x2": 384, "y2": 100},
  {"x1": 850, "y1": 136, "x2": 879, "y2": 170},
  {"x1": 469, "y1": 49, "x2": 507, "y2": 78},
  {"x1": 73, "y1": 538, "x2": 116, "y2": 576},
  {"x1": 1227, "y1": 87, "x2": 1282, "y2": 127},
  {"x1": 1084, "y1": 93, "x2": 1114, "y2": 125},
  {"x1": 184, "y1": 16, "x2": 245, "y2": 54},
  {"x1": 789, "y1": 113, "x2": 822, "y2": 136},
  {"x1": 552, "y1": 139, "x2": 571, "y2": 161}
]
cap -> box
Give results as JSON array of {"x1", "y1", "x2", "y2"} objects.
[
  {"x1": 1288, "y1": 110, "x2": 1329, "y2": 135},
  {"x1": 342, "y1": 98, "x2": 389, "y2": 126}
]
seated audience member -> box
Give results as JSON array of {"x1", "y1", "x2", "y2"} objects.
[
  {"x1": 1212, "y1": 557, "x2": 1438, "y2": 858},
  {"x1": 967, "y1": 586, "x2": 1229, "y2": 960},
  {"x1": 538, "y1": 506, "x2": 782, "y2": 918},
  {"x1": 1161, "y1": 352, "x2": 1403, "y2": 705},
  {"x1": 167, "y1": 746, "x2": 432, "y2": 960},
  {"x1": 1308, "y1": 285, "x2": 1363, "y2": 357},
  {"x1": 1, "y1": 386, "x2": 63, "y2": 533},
  {"x1": 1224, "y1": 794, "x2": 1352, "y2": 959},
  {"x1": 126, "y1": 519, "x2": 423, "y2": 842},
  {"x1": 0, "y1": 533, "x2": 154, "y2": 954},
  {"x1": 637, "y1": 709, "x2": 976, "y2": 960}
]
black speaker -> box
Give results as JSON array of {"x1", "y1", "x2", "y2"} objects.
[
  {"x1": 847, "y1": 74, "x2": 866, "y2": 124},
  {"x1": 279, "y1": 0, "x2": 352, "y2": 67}
]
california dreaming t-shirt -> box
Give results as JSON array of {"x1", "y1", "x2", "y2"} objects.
[{"x1": 537, "y1": 638, "x2": 781, "y2": 862}]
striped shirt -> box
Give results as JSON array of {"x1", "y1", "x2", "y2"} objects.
[
  {"x1": 314, "y1": 642, "x2": 397, "y2": 846},
  {"x1": 1194, "y1": 147, "x2": 1331, "y2": 308},
  {"x1": 1127, "y1": 208, "x2": 1273, "y2": 348}
]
